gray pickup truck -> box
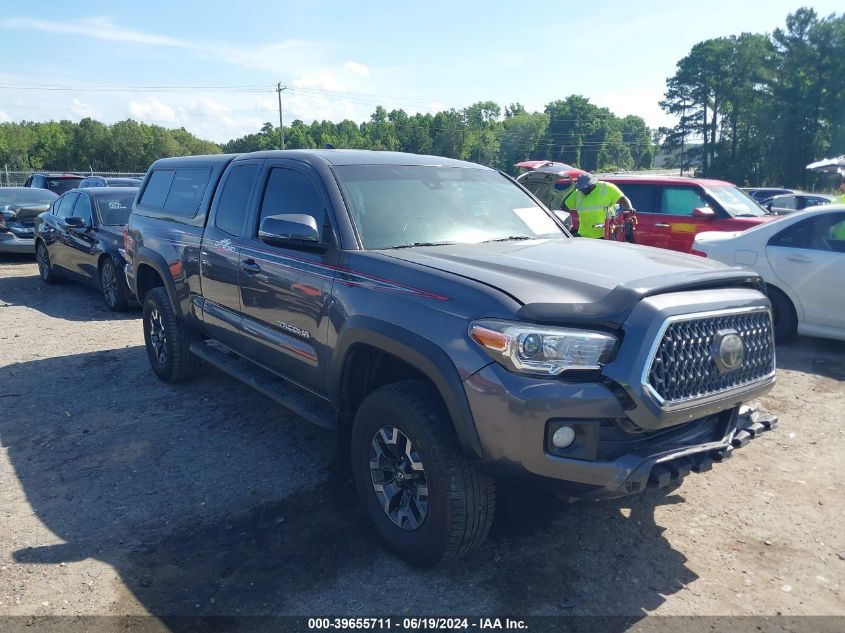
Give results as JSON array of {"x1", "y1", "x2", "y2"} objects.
[{"x1": 124, "y1": 150, "x2": 777, "y2": 566}]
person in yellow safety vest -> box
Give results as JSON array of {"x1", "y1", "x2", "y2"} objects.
[
  {"x1": 836, "y1": 174, "x2": 845, "y2": 204},
  {"x1": 562, "y1": 173, "x2": 633, "y2": 239}
]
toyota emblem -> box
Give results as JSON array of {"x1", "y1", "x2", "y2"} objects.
[{"x1": 713, "y1": 330, "x2": 744, "y2": 373}]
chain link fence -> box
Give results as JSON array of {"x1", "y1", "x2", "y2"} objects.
[{"x1": 1, "y1": 168, "x2": 145, "y2": 187}]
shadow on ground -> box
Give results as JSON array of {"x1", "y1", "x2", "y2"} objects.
[
  {"x1": 775, "y1": 337, "x2": 845, "y2": 381},
  {"x1": 0, "y1": 258, "x2": 139, "y2": 322},
  {"x1": 1, "y1": 347, "x2": 696, "y2": 619}
]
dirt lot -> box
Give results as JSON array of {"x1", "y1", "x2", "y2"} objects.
[{"x1": 0, "y1": 253, "x2": 843, "y2": 619}]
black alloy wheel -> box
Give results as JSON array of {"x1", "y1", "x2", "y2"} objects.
[
  {"x1": 148, "y1": 306, "x2": 167, "y2": 366},
  {"x1": 101, "y1": 260, "x2": 118, "y2": 307},
  {"x1": 369, "y1": 426, "x2": 429, "y2": 531}
]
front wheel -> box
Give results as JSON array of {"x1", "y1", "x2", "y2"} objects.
[
  {"x1": 351, "y1": 380, "x2": 495, "y2": 566},
  {"x1": 142, "y1": 287, "x2": 201, "y2": 383}
]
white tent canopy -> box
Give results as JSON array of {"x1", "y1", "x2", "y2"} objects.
[{"x1": 806, "y1": 156, "x2": 845, "y2": 175}]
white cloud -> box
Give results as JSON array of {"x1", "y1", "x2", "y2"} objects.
[
  {"x1": 0, "y1": 110, "x2": 10, "y2": 122},
  {"x1": 344, "y1": 61, "x2": 370, "y2": 77},
  {"x1": 1, "y1": 16, "x2": 192, "y2": 48},
  {"x1": 128, "y1": 97, "x2": 177, "y2": 125},
  {"x1": 70, "y1": 98, "x2": 96, "y2": 119}
]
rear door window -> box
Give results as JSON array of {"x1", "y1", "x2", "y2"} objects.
[
  {"x1": 659, "y1": 187, "x2": 708, "y2": 216},
  {"x1": 214, "y1": 163, "x2": 259, "y2": 236},
  {"x1": 615, "y1": 184, "x2": 657, "y2": 213}
]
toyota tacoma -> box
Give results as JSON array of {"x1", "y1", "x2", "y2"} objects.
[{"x1": 124, "y1": 150, "x2": 777, "y2": 566}]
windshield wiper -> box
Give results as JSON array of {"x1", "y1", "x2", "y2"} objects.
[
  {"x1": 387, "y1": 241, "x2": 456, "y2": 249},
  {"x1": 482, "y1": 235, "x2": 533, "y2": 243}
]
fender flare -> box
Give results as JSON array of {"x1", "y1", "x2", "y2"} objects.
[
  {"x1": 133, "y1": 246, "x2": 180, "y2": 310},
  {"x1": 331, "y1": 316, "x2": 484, "y2": 459}
]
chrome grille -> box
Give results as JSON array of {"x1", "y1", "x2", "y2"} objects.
[{"x1": 647, "y1": 309, "x2": 775, "y2": 405}]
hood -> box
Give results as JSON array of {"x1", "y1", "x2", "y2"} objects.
[
  {"x1": 378, "y1": 238, "x2": 762, "y2": 328},
  {"x1": 1, "y1": 203, "x2": 52, "y2": 224}
]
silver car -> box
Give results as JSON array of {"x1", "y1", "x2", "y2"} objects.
[{"x1": 0, "y1": 187, "x2": 59, "y2": 254}]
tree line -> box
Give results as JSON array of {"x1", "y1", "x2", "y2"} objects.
[
  {"x1": 0, "y1": 118, "x2": 220, "y2": 173},
  {"x1": 659, "y1": 7, "x2": 845, "y2": 187},
  {"x1": 223, "y1": 97, "x2": 654, "y2": 175}
]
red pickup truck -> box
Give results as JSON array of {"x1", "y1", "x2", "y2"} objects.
[{"x1": 518, "y1": 171, "x2": 774, "y2": 254}]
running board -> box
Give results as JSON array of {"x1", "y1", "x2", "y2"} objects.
[{"x1": 189, "y1": 340, "x2": 335, "y2": 430}]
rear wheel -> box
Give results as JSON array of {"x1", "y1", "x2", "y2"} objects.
[
  {"x1": 35, "y1": 241, "x2": 60, "y2": 284},
  {"x1": 100, "y1": 258, "x2": 131, "y2": 312},
  {"x1": 351, "y1": 380, "x2": 495, "y2": 566},
  {"x1": 142, "y1": 287, "x2": 201, "y2": 382},
  {"x1": 767, "y1": 285, "x2": 797, "y2": 342}
]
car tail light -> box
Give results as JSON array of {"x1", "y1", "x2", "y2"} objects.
[{"x1": 690, "y1": 249, "x2": 708, "y2": 257}]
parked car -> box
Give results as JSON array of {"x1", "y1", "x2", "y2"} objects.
[
  {"x1": 23, "y1": 173, "x2": 85, "y2": 194},
  {"x1": 78, "y1": 176, "x2": 143, "y2": 188},
  {"x1": 34, "y1": 187, "x2": 138, "y2": 311},
  {"x1": 125, "y1": 150, "x2": 777, "y2": 566},
  {"x1": 0, "y1": 187, "x2": 58, "y2": 253},
  {"x1": 692, "y1": 205, "x2": 845, "y2": 341},
  {"x1": 742, "y1": 187, "x2": 796, "y2": 203},
  {"x1": 601, "y1": 176, "x2": 774, "y2": 253},
  {"x1": 764, "y1": 193, "x2": 833, "y2": 215}
]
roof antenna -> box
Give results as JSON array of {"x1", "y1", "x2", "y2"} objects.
[{"x1": 324, "y1": 143, "x2": 336, "y2": 149}]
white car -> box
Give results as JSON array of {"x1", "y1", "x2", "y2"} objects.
[{"x1": 693, "y1": 205, "x2": 845, "y2": 342}]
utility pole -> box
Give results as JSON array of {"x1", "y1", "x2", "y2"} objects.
[{"x1": 276, "y1": 82, "x2": 287, "y2": 150}]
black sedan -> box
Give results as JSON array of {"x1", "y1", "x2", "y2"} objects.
[{"x1": 34, "y1": 187, "x2": 138, "y2": 311}]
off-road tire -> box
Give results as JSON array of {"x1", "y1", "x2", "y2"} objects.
[
  {"x1": 142, "y1": 287, "x2": 200, "y2": 383},
  {"x1": 351, "y1": 379, "x2": 495, "y2": 566}
]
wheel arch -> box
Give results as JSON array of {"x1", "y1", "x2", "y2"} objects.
[
  {"x1": 134, "y1": 247, "x2": 179, "y2": 308},
  {"x1": 331, "y1": 317, "x2": 484, "y2": 460}
]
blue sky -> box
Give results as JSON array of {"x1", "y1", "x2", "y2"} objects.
[{"x1": 0, "y1": 1, "x2": 842, "y2": 143}]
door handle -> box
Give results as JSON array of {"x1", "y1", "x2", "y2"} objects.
[
  {"x1": 786, "y1": 255, "x2": 811, "y2": 264},
  {"x1": 240, "y1": 259, "x2": 262, "y2": 274},
  {"x1": 655, "y1": 223, "x2": 671, "y2": 228}
]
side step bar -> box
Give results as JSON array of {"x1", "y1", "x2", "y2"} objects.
[{"x1": 189, "y1": 340, "x2": 335, "y2": 430}]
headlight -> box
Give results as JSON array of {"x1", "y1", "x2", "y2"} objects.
[{"x1": 469, "y1": 319, "x2": 617, "y2": 376}]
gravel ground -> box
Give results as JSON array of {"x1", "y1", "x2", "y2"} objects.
[{"x1": 0, "y1": 253, "x2": 843, "y2": 619}]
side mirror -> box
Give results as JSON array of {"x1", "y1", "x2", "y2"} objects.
[
  {"x1": 692, "y1": 207, "x2": 716, "y2": 219},
  {"x1": 259, "y1": 213, "x2": 321, "y2": 246},
  {"x1": 64, "y1": 216, "x2": 88, "y2": 228}
]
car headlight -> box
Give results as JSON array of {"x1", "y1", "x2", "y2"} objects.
[{"x1": 469, "y1": 319, "x2": 617, "y2": 376}]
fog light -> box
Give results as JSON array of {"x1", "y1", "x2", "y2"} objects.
[{"x1": 552, "y1": 425, "x2": 576, "y2": 449}]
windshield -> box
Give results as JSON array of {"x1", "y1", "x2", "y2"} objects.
[
  {"x1": 0, "y1": 188, "x2": 58, "y2": 207},
  {"x1": 706, "y1": 185, "x2": 767, "y2": 217},
  {"x1": 335, "y1": 165, "x2": 566, "y2": 249},
  {"x1": 95, "y1": 192, "x2": 135, "y2": 225}
]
